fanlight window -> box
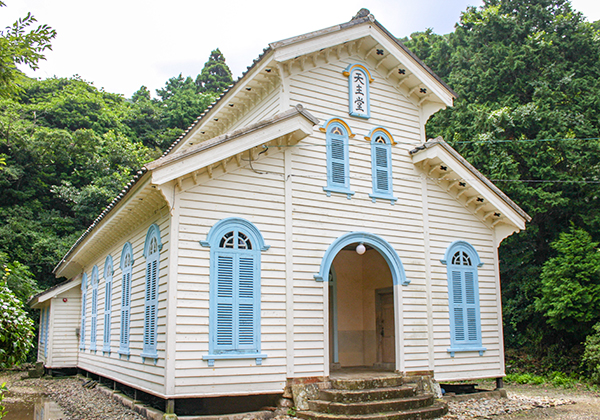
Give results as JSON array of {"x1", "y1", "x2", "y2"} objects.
[
  {"x1": 219, "y1": 231, "x2": 252, "y2": 250},
  {"x1": 451, "y1": 251, "x2": 472, "y2": 266}
]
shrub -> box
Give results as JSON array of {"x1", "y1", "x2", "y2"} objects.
[
  {"x1": 582, "y1": 322, "x2": 600, "y2": 384},
  {"x1": 0, "y1": 267, "x2": 35, "y2": 367}
]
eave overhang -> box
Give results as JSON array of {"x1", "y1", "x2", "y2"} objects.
[
  {"x1": 163, "y1": 9, "x2": 456, "y2": 157},
  {"x1": 53, "y1": 174, "x2": 167, "y2": 280},
  {"x1": 411, "y1": 137, "x2": 531, "y2": 234},
  {"x1": 29, "y1": 277, "x2": 81, "y2": 309},
  {"x1": 269, "y1": 14, "x2": 456, "y2": 108},
  {"x1": 146, "y1": 104, "x2": 319, "y2": 186}
]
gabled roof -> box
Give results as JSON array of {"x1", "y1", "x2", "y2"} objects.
[
  {"x1": 162, "y1": 8, "x2": 457, "y2": 158},
  {"x1": 410, "y1": 137, "x2": 531, "y2": 233},
  {"x1": 29, "y1": 277, "x2": 81, "y2": 308},
  {"x1": 53, "y1": 106, "x2": 319, "y2": 279}
]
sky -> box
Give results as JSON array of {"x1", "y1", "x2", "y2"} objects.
[{"x1": 2, "y1": 0, "x2": 600, "y2": 98}]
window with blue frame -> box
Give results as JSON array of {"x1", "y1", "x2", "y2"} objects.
[
  {"x1": 322, "y1": 119, "x2": 355, "y2": 199},
  {"x1": 200, "y1": 218, "x2": 269, "y2": 366},
  {"x1": 79, "y1": 273, "x2": 87, "y2": 350},
  {"x1": 441, "y1": 241, "x2": 486, "y2": 357},
  {"x1": 90, "y1": 266, "x2": 99, "y2": 351},
  {"x1": 141, "y1": 224, "x2": 162, "y2": 360},
  {"x1": 119, "y1": 242, "x2": 134, "y2": 356},
  {"x1": 368, "y1": 128, "x2": 397, "y2": 205},
  {"x1": 103, "y1": 255, "x2": 113, "y2": 353}
]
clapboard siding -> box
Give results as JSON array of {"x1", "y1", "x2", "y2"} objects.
[
  {"x1": 228, "y1": 88, "x2": 281, "y2": 133},
  {"x1": 48, "y1": 288, "x2": 80, "y2": 367},
  {"x1": 173, "y1": 152, "x2": 287, "y2": 397},
  {"x1": 425, "y1": 177, "x2": 502, "y2": 380},
  {"x1": 77, "y1": 213, "x2": 170, "y2": 395},
  {"x1": 287, "y1": 55, "x2": 434, "y2": 376}
]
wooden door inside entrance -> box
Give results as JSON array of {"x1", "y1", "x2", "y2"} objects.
[{"x1": 376, "y1": 288, "x2": 395, "y2": 369}]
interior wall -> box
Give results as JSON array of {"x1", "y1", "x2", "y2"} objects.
[{"x1": 332, "y1": 249, "x2": 393, "y2": 367}]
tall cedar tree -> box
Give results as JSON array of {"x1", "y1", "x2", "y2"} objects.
[
  {"x1": 404, "y1": 0, "x2": 600, "y2": 367},
  {"x1": 195, "y1": 48, "x2": 233, "y2": 94}
]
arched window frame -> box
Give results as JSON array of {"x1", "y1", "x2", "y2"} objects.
[
  {"x1": 200, "y1": 217, "x2": 269, "y2": 367},
  {"x1": 321, "y1": 118, "x2": 355, "y2": 199},
  {"x1": 367, "y1": 127, "x2": 397, "y2": 205},
  {"x1": 141, "y1": 224, "x2": 162, "y2": 360},
  {"x1": 103, "y1": 255, "x2": 113, "y2": 354},
  {"x1": 119, "y1": 242, "x2": 134, "y2": 357},
  {"x1": 79, "y1": 273, "x2": 87, "y2": 350},
  {"x1": 90, "y1": 266, "x2": 99, "y2": 352},
  {"x1": 343, "y1": 63, "x2": 373, "y2": 119},
  {"x1": 441, "y1": 240, "x2": 486, "y2": 357}
]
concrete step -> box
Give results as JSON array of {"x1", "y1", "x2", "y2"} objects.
[
  {"x1": 330, "y1": 376, "x2": 404, "y2": 390},
  {"x1": 297, "y1": 401, "x2": 448, "y2": 420},
  {"x1": 319, "y1": 386, "x2": 416, "y2": 403},
  {"x1": 308, "y1": 394, "x2": 435, "y2": 415}
]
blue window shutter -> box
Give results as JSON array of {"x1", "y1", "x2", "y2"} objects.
[
  {"x1": 80, "y1": 291, "x2": 86, "y2": 350},
  {"x1": 142, "y1": 226, "x2": 161, "y2": 360},
  {"x1": 203, "y1": 218, "x2": 268, "y2": 365},
  {"x1": 237, "y1": 255, "x2": 257, "y2": 349},
  {"x1": 369, "y1": 131, "x2": 397, "y2": 204},
  {"x1": 119, "y1": 243, "x2": 133, "y2": 356},
  {"x1": 443, "y1": 242, "x2": 485, "y2": 356},
  {"x1": 323, "y1": 122, "x2": 354, "y2": 199},
  {"x1": 330, "y1": 136, "x2": 347, "y2": 187},
  {"x1": 374, "y1": 143, "x2": 390, "y2": 192},
  {"x1": 120, "y1": 270, "x2": 131, "y2": 355},
  {"x1": 90, "y1": 267, "x2": 98, "y2": 351},
  {"x1": 143, "y1": 259, "x2": 158, "y2": 357},
  {"x1": 215, "y1": 253, "x2": 234, "y2": 349},
  {"x1": 44, "y1": 307, "x2": 50, "y2": 357}
]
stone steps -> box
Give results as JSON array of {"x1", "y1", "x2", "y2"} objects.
[
  {"x1": 296, "y1": 402, "x2": 448, "y2": 420},
  {"x1": 297, "y1": 374, "x2": 447, "y2": 420}
]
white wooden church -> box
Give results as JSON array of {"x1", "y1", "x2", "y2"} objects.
[{"x1": 30, "y1": 8, "x2": 529, "y2": 414}]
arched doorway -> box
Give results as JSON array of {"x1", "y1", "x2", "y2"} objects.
[{"x1": 315, "y1": 232, "x2": 408, "y2": 371}]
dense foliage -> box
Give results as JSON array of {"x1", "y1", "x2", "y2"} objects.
[
  {"x1": 404, "y1": 0, "x2": 600, "y2": 371},
  {"x1": 0, "y1": 267, "x2": 35, "y2": 368}
]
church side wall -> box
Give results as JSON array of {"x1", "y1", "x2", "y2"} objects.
[
  {"x1": 172, "y1": 152, "x2": 288, "y2": 397},
  {"x1": 426, "y1": 180, "x2": 503, "y2": 381},
  {"x1": 77, "y1": 213, "x2": 171, "y2": 396}
]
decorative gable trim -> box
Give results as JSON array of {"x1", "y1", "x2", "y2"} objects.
[{"x1": 411, "y1": 137, "x2": 531, "y2": 238}]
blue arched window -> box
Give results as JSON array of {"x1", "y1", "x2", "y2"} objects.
[
  {"x1": 79, "y1": 273, "x2": 87, "y2": 350},
  {"x1": 119, "y1": 242, "x2": 134, "y2": 356},
  {"x1": 90, "y1": 266, "x2": 99, "y2": 351},
  {"x1": 368, "y1": 128, "x2": 397, "y2": 205},
  {"x1": 441, "y1": 241, "x2": 486, "y2": 357},
  {"x1": 200, "y1": 218, "x2": 269, "y2": 366},
  {"x1": 142, "y1": 224, "x2": 162, "y2": 360},
  {"x1": 322, "y1": 119, "x2": 354, "y2": 199},
  {"x1": 103, "y1": 255, "x2": 113, "y2": 353}
]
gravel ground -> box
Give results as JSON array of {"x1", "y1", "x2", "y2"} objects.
[
  {"x1": 1, "y1": 371, "x2": 144, "y2": 419},
  {"x1": 2, "y1": 370, "x2": 600, "y2": 419}
]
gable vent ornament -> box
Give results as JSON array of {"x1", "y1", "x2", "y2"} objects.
[{"x1": 343, "y1": 64, "x2": 373, "y2": 119}]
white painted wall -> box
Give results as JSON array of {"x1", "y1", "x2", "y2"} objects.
[{"x1": 77, "y1": 213, "x2": 171, "y2": 396}]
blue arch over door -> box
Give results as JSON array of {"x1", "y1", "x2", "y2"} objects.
[{"x1": 314, "y1": 232, "x2": 410, "y2": 286}]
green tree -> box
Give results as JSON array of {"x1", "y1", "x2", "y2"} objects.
[
  {"x1": 404, "y1": 0, "x2": 600, "y2": 361},
  {"x1": 0, "y1": 1, "x2": 56, "y2": 98},
  {"x1": 195, "y1": 48, "x2": 233, "y2": 94},
  {"x1": 156, "y1": 74, "x2": 215, "y2": 130},
  {"x1": 536, "y1": 226, "x2": 600, "y2": 341}
]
